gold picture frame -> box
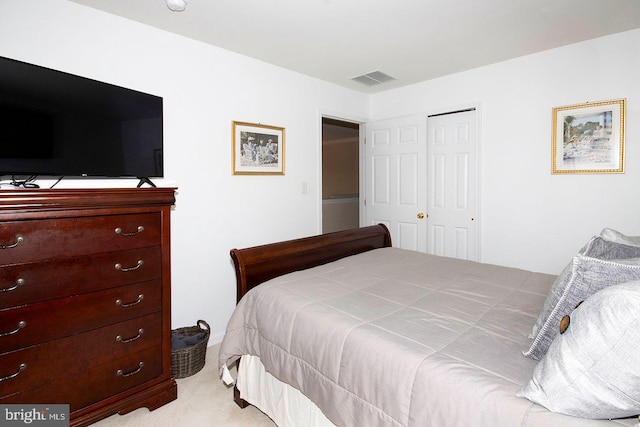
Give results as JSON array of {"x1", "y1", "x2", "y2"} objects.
[
  {"x1": 552, "y1": 98, "x2": 625, "y2": 174},
  {"x1": 232, "y1": 121, "x2": 285, "y2": 175}
]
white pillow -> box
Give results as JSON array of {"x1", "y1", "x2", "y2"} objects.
[
  {"x1": 518, "y1": 281, "x2": 640, "y2": 419},
  {"x1": 524, "y1": 255, "x2": 640, "y2": 360},
  {"x1": 600, "y1": 228, "x2": 640, "y2": 247}
]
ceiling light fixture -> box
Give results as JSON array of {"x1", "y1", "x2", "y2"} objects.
[{"x1": 166, "y1": 0, "x2": 187, "y2": 12}]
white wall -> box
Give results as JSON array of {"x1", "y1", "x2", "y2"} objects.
[
  {"x1": 370, "y1": 29, "x2": 640, "y2": 275},
  {"x1": 0, "y1": 0, "x2": 369, "y2": 343}
]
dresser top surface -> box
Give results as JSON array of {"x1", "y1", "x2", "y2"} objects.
[{"x1": 0, "y1": 188, "x2": 177, "y2": 213}]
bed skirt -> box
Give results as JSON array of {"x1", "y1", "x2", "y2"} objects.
[{"x1": 238, "y1": 355, "x2": 337, "y2": 427}]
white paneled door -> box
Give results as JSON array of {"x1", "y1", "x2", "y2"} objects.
[
  {"x1": 365, "y1": 110, "x2": 478, "y2": 260},
  {"x1": 427, "y1": 109, "x2": 478, "y2": 261},
  {"x1": 364, "y1": 115, "x2": 427, "y2": 251}
]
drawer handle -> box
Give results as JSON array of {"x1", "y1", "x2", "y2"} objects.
[
  {"x1": 0, "y1": 278, "x2": 25, "y2": 293},
  {"x1": 116, "y1": 328, "x2": 144, "y2": 343},
  {"x1": 1, "y1": 236, "x2": 24, "y2": 250},
  {"x1": 0, "y1": 363, "x2": 27, "y2": 383},
  {"x1": 117, "y1": 361, "x2": 144, "y2": 378},
  {"x1": 0, "y1": 320, "x2": 26, "y2": 337},
  {"x1": 115, "y1": 260, "x2": 144, "y2": 272},
  {"x1": 116, "y1": 294, "x2": 144, "y2": 308},
  {"x1": 115, "y1": 226, "x2": 144, "y2": 237}
]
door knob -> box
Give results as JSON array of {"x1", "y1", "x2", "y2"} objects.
[{"x1": 417, "y1": 213, "x2": 425, "y2": 219}]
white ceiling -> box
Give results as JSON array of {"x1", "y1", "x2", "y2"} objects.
[{"x1": 70, "y1": 0, "x2": 640, "y2": 94}]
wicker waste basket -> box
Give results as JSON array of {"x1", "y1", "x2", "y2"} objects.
[{"x1": 171, "y1": 319, "x2": 210, "y2": 379}]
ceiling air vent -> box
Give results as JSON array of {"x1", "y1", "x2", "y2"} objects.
[{"x1": 350, "y1": 70, "x2": 395, "y2": 86}]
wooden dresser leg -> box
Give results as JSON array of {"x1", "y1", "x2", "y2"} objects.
[{"x1": 233, "y1": 385, "x2": 249, "y2": 408}]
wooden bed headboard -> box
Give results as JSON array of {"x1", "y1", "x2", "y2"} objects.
[{"x1": 230, "y1": 224, "x2": 392, "y2": 303}]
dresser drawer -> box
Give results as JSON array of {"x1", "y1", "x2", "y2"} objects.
[
  {"x1": 0, "y1": 346, "x2": 163, "y2": 412},
  {"x1": 0, "y1": 280, "x2": 162, "y2": 352},
  {"x1": 0, "y1": 313, "x2": 162, "y2": 397},
  {"x1": 0, "y1": 213, "x2": 161, "y2": 264},
  {"x1": 0, "y1": 246, "x2": 162, "y2": 309}
]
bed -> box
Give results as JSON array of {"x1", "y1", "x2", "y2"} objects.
[{"x1": 218, "y1": 224, "x2": 640, "y2": 427}]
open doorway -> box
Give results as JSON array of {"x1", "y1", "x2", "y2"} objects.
[{"x1": 322, "y1": 117, "x2": 360, "y2": 233}]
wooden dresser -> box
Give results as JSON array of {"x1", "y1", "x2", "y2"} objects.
[{"x1": 0, "y1": 188, "x2": 178, "y2": 426}]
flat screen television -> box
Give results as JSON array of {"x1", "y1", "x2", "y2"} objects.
[{"x1": 0, "y1": 55, "x2": 163, "y2": 185}]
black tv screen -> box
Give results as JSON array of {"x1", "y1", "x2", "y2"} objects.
[{"x1": 0, "y1": 56, "x2": 163, "y2": 180}]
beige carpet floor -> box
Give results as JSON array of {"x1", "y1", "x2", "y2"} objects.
[{"x1": 93, "y1": 343, "x2": 275, "y2": 426}]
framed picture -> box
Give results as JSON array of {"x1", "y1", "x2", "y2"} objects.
[
  {"x1": 552, "y1": 98, "x2": 626, "y2": 174},
  {"x1": 232, "y1": 121, "x2": 285, "y2": 175}
]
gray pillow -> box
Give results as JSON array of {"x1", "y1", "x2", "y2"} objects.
[
  {"x1": 600, "y1": 228, "x2": 640, "y2": 247},
  {"x1": 517, "y1": 281, "x2": 640, "y2": 419},
  {"x1": 527, "y1": 260, "x2": 573, "y2": 341},
  {"x1": 581, "y1": 235, "x2": 640, "y2": 259},
  {"x1": 527, "y1": 235, "x2": 640, "y2": 342},
  {"x1": 524, "y1": 255, "x2": 640, "y2": 360}
]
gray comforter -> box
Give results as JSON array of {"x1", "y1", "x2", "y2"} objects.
[{"x1": 218, "y1": 248, "x2": 636, "y2": 427}]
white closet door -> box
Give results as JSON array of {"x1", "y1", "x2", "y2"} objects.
[
  {"x1": 364, "y1": 115, "x2": 427, "y2": 252},
  {"x1": 427, "y1": 109, "x2": 478, "y2": 261}
]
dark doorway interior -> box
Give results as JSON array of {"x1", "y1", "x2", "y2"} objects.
[{"x1": 322, "y1": 117, "x2": 359, "y2": 233}]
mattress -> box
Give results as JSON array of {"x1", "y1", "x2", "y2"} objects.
[{"x1": 219, "y1": 247, "x2": 637, "y2": 427}]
